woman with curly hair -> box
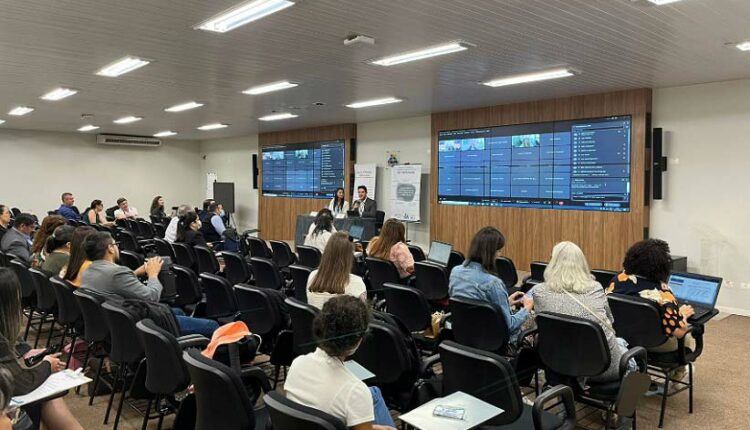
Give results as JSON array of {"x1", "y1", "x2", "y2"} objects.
[
  {"x1": 284, "y1": 296, "x2": 395, "y2": 430},
  {"x1": 607, "y1": 239, "x2": 695, "y2": 353}
]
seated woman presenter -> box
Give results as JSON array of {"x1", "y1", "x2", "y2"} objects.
[
  {"x1": 306, "y1": 232, "x2": 367, "y2": 309},
  {"x1": 327, "y1": 187, "x2": 349, "y2": 217},
  {"x1": 284, "y1": 295, "x2": 396, "y2": 430},
  {"x1": 366, "y1": 218, "x2": 414, "y2": 282}
]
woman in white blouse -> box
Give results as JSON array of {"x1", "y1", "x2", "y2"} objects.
[
  {"x1": 327, "y1": 187, "x2": 349, "y2": 216},
  {"x1": 304, "y1": 211, "x2": 334, "y2": 253}
]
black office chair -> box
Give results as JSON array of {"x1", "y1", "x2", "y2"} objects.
[
  {"x1": 73, "y1": 289, "x2": 110, "y2": 405},
  {"x1": 0, "y1": 251, "x2": 8, "y2": 267},
  {"x1": 374, "y1": 210, "x2": 385, "y2": 233},
  {"x1": 172, "y1": 265, "x2": 204, "y2": 311},
  {"x1": 289, "y1": 264, "x2": 312, "y2": 303},
  {"x1": 285, "y1": 298, "x2": 319, "y2": 356},
  {"x1": 439, "y1": 340, "x2": 576, "y2": 429},
  {"x1": 49, "y1": 278, "x2": 83, "y2": 368},
  {"x1": 247, "y1": 236, "x2": 273, "y2": 259},
  {"x1": 199, "y1": 273, "x2": 238, "y2": 321},
  {"x1": 382, "y1": 283, "x2": 437, "y2": 352},
  {"x1": 407, "y1": 245, "x2": 425, "y2": 262},
  {"x1": 136, "y1": 219, "x2": 155, "y2": 239},
  {"x1": 295, "y1": 245, "x2": 321, "y2": 269},
  {"x1": 10, "y1": 260, "x2": 38, "y2": 340},
  {"x1": 365, "y1": 257, "x2": 403, "y2": 299},
  {"x1": 446, "y1": 250, "x2": 465, "y2": 274},
  {"x1": 223, "y1": 251, "x2": 254, "y2": 285},
  {"x1": 608, "y1": 293, "x2": 704, "y2": 428},
  {"x1": 495, "y1": 256, "x2": 519, "y2": 290},
  {"x1": 117, "y1": 229, "x2": 142, "y2": 254},
  {"x1": 136, "y1": 319, "x2": 210, "y2": 430},
  {"x1": 413, "y1": 261, "x2": 449, "y2": 303},
  {"x1": 250, "y1": 257, "x2": 285, "y2": 291},
  {"x1": 173, "y1": 242, "x2": 196, "y2": 270},
  {"x1": 270, "y1": 240, "x2": 297, "y2": 273},
  {"x1": 154, "y1": 238, "x2": 176, "y2": 259},
  {"x1": 592, "y1": 269, "x2": 618, "y2": 289},
  {"x1": 450, "y1": 297, "x2": 510, "y2": 353},
  {"x1": 536, "y1": 312, "x2": 650, "y2": 429},
  {"x1": 194, "y1": 245, "x2": 220, "y2": 275},
  {"x1": 119, "y1": 250, "x2": 143, "y2": 271},
  {"x1": 183, "y1": 348, "x2": 270, "y2": 430},
  {"x1": 264, "y1": 391, "x2": 346, "y2": 430},
  {"x1": 152, "y1": 222, "x2": 167, "y2": 238},
  {"x1": 28, "y1": 268, "x2": 58, "y2": 348}
]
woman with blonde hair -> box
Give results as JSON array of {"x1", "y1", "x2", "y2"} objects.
[
  {"x1": 366, "y1": 219, "x2": 413, "y2": 280},
  {"x1": 531, "y1": 241, "x2": 629, "y2": 382},
  {"x1": 307, "y1": 232, "x2": 367, "y2": 309}
]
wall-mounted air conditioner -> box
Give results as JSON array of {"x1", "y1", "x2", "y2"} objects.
[{"x1": 96, "y1": 134, "x2": 162, "y2": 147}]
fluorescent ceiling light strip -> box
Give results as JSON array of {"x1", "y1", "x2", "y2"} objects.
[
  {"x1": 165, "y1": 101, "x2": 204, "y2": 112},
  {"x1": 647, "y1": 0, "x2": 682, "y2": 5},
  {"x1": 371, "y1": 42, "x2": 470, "y2": 66},
  {"x1": 96, "y1": 56, "x2": 151, "y2": 77},
  {"x1": 78, "y1": 125, "x2": 100, "y2": 132},
  {"x1": 346, "y1": 97, "x2": 403, "y2": 109},
  {"x1": 736, "y1": 41, "x2": 750, "y2": 51},
  {"x1": 243, "y1": 81, "x2": 299, "y2": 95},
  {"x1": 0, "y1": 119, "x2": 5, "y2": 125},
  {"x1": 483, "y1": 68, "x2": 576, "y2": 87},
  {"x1": 41, "y1": 87, "x2": 78, "y2": 101},
  {"x1": 258, "y1": 113, "x2": 298, "y2": 121},
  {"x1": 154, "y1": 130, "x2": 177, "y2": 137},
  {"x1": 8, "y1": 106, "x2": 34, "y2": 116},
  {"x1": 198, "y1": 123, "x2": 229, "y2": 130},
  {"x1": 113, "y1": 116, "x2": 142, "y2": 124},
  {"x1": 196, "y1": 0, "x2": 295, "y2": 33}
]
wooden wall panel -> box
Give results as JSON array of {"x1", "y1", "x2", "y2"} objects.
[
  {"x1": 258, "y1": 124, "x2": 356, "y2": 241},
  {"x1": 430, "y1": 89, "x2": 651, "y2": 271}
]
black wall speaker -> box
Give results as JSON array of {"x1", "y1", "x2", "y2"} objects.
[
  {"x1": 252, "y1": 154, "x2": 259, "y2": 190},
  {"x1": 652, "y1": 128, "x2": 668, "y2": 200}
]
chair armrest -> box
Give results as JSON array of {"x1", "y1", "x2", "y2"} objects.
[
  {"x1": 177, "y1": 335, "x2": 210, "y2": 349},
  {"x1": 516, "y1": 326, "x2": 538, "y2": 348},
  {"x1": 678, "y1": 323, "x2": 704, "y2": 363},
  {"x1": 619, "y1": 346, "x2": 648, "y2": 377},
  {"x1": 533, "y1": 385, "x2": 576, "y2": 430},
  {"x1": 419, "y1": 353, "x2": 440, "y2": 376},
  {"x1": 240, "y1": 365, "x2": 273, "y2": 394}
]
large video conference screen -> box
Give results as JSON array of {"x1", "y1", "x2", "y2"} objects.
[
  {"x1": 262, "y1": 140, "x2": 345, "y2": 199},
  {"x1": 437, "y1": 116, "x2": 632, "y2": 212}
]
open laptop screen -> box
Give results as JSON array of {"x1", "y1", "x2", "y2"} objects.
[
  {"x1": 427, "y1": 241, "x2": 452, "y2": 266},
  {"x1": 668, "y1": 273, "x2": 722, "y2": 308},
  {"x1": 349, "y1": 224, "x2": 364, "y2": 241}
]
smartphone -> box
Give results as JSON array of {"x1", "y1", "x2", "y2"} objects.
[
  {"x1": 25, "y1": 343, "x2": 61, "y2": 367},
  {"x1": 433, "y1": 405, "x2": 466, "y2": 420}
]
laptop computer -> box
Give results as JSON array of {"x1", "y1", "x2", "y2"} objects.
[
  {"x1": 426, "y1": 241, "x2": 452, "y2": 266},
  {"x1": 347, "y1": 209, "x2": 360, "y2": 218},
  {"x1": 667, "y1": 272, "x2": 722, "y2": 322},
  {"x1": 349, "y1": 224, "x2": 365, "y2": 242},
  {"x1": 529, "y1": 261, "x2": 547, "y2": 282}
]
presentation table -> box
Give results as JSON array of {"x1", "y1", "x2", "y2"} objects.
[
  {"x1": 294, "y1": 214, "x2": 377, "y2": 246},
  {"x1": 398, "y1": 391, "x2": 504, "y2": 430}
]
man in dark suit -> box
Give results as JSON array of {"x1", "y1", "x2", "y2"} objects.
[
  {"x1": 352, "y1": 185, "x2": 377, "y2": 218},
  {"x1": 0, "y1": 205, "x2": 10, "y2": 243},
  {"x1": 0, "y1": 213, "x2": 35, "y2": 264}
]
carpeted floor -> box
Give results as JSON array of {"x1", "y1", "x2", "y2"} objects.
[{"x1": 54, "y1": 314, "x2": 750, "y2": 429}]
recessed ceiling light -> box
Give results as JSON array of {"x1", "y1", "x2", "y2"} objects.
[
  {"x1": 0, "y1": 119, "x2": 5, "y2": 125},
  {"x1": 41, "y1": 87, "x2": 78, "y2": 101},
  {"x1": 258, "y1": 113, "x2": 298, "y2": 121},
  {"x1": 243, "y1": 81, "x2": 299, "y2": 95},
  {"x1": 8, "y1": 106, "x2": 34, "y2": 116},
  {"x1": 154, "y1": 130, "x2": 177, "y2": 137},
  {"x1": 78, "y1": 125, "x2": 100, "y2": 132},
  {"x1": 96, "y1": 56, "x2": 151, "y2": 77},
  {"x1": 482, "y1": 68, "x2": 577, "y2": 87},
  {"x1": 647, "y1": 0, "x2": 682, "y2": 5},
  {"x1": 165, "y1": 101, "x2": 205, "y2": 112},
  {"x1": 198, "y1": 123, "x2": 229, "y2": 130},
  {"x1": 196, "y1": 0, "x2": 296, "y2": 33},
  {"x1": 736, "y1": 41, "x2": 750, "y2": 51},
  {"x1": 113, "y1": 116, "x2": 142, "y2": 124},
  {"x1": 346, "y1": 97, "x2": 404, "y2": 109},
  {"x1": 371, "y1": 41, "x2": 472, "y2": 66}
]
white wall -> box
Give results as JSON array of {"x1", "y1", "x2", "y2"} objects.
[
  {"x1": 0, "y1": 129, "x2": 203, "y2": 218},
  {"x1": 199, "y1": 135, "x2": 259, "y2": 232},
  {"x1": 652, "y1": 79, "x2": 750, "y2": 315}
]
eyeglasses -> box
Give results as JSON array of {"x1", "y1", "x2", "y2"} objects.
[{"x1": 4, "y1": 407, "x2": 21, "y2": 424}]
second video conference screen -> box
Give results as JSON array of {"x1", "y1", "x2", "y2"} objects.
[
  {"x1": 262, "y1": 140, "x2": 345, "y2": 199},
  {"x1": 437, "y1": 116, "x2": 632, "y2": 212}
]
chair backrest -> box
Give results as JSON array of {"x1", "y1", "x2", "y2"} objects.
[
  {"x1": 136, "y1": 319, "x2": 190, "y2": 395},
  {"x1": 183, "y1": 348, "x2": 256, "y2": 430},
  {"x1": 351, "y1": 319, "x2": 411, "y2": 386},
  {"x1": 234, "y1": 284, "x2": 281, "y2": 336},
  {"x1": 119, "y1": 250, "x2": 144, "y2": 271},
  {"x1": 223, "y1": 251, "x2": 252, "y2": 285},
  {"x1": 446, "y1": 250, "x2": 465, "y2": 274},
  {"x1": 608, "y1": 293, "x2": 667, "y2": 348},
  {"x1": 536, "y1": 312, "x2": 610, "y2": 378},
  {"x1": 199, "y1": 273, "x2": 238, "y2": 319},
  {"x1": 247, "y1": 237, "x2": 272, "y2": 259},
  {"x1": 270, "y1": 240, "x2": 296, "y2": 269},
  {"x1": 407, "y1": 245, "x2": 425, "y2": 262},
  {"x1": 591, "y1": 269, "x2": 618, "y2": 289},
  {"x1": 194, "y1": 246, "x2": 219, "y2": 275},
  {"x1": 136, "y1": 220, "x2": 155, "y2": 239},
  {"x1": 154, "y1": 238, "x2": 176, "y2": 259},
  {"x1": 264, "y1": 391, "x2": 346, "y2": 430},
  {"x1": 295, "y1": 245, "x2": 321, "y2": 269},
  {"x1": 172, "y1": 265, "x2": 203, "y2": 307},
  {"x1": 101, "y1": 301, "x2": 146, "y2": 366},
  {"x1": 28, "y1": 268, "x2": 57, "y2": 312},
  {"x1": 285, "y1": 297, "x2": 319, "y2": 355},
  {"x1": 383, "y1": 283, "x2": 431, "y2": 332},
  {"x1": 289, "y1": 265, "x2": 312, "y2": 303},
  {"x1": 73, "y1": 290, "x2": 110, "y2": 343},
  {"x1": 495, "y1": 256, "x2": 518, "y2": 288},
  {"x1": 49, "y1": 278, "x2": 81, "y2": 326},
  {"x1": 117, "y1": 229, "x2": 140, "y2": 253},
  {"x1": 173, "y1": 242, "x2": 196, "y2": 269},
  {"x1": 449, "y1": 297, "x2": 509, "y2": 352},
  {"x1": 365, "y1": 257, "x2": 401, "y2": 295},
  {"x1": 250, "y1": 257, "x2": 283, "y2": 290},
  {"x1": 375, "y1": 210, "x2": 385, "y2": 223},
  {"x1": 413, "y1": 261, "x2": 449, "y2": 301},
  {"x1": 439, "y1": 340, "x2": 523, "y2": 426},
  {"x1": 152, "y1": 222, "x2": 167, "y2": 239},
  {"x1": 9, "y1": 259, "x2": 34, "y2": 299}
]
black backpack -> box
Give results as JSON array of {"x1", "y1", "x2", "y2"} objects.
[{"x1": 120, "y1": 299, "x2": 181, "y2": 337}]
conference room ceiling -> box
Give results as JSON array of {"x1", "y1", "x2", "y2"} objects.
[{"x1": 1, "y1": 0, "x2": 749, "y2": 140}]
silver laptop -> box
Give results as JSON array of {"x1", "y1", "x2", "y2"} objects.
[
  {"x1": 426, "y1": 241, "x2": 452, "y2": 266},
  {"x1": 667, "y1": 272, "x2": 722, "y2": 321}
]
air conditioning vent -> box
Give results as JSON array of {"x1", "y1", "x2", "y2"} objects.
[{"x1": 96, "y1": 134, "x2": 162, "y2": 147}]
